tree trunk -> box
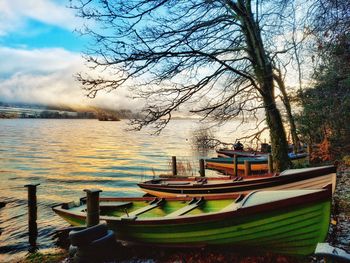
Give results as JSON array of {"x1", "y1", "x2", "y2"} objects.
[
  {"x1": 235, "y1": 0, "x2": 291, "y2": 171},
  {"x1": 262, "y1": 87, "x2": 292, "y2": 171},
  {"x1": 274, "y1": 71, "x2": 300, "y2": 154}
]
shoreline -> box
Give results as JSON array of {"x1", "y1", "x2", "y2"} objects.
[{"x1": 16, "y1": 166, "x2": 350, "y2": 263}]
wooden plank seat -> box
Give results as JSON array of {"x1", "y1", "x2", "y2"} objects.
[
  {"x1": 194, "y1": 178, "x2": 208, "y2": 185},
  {"x1": 220, "y1": 195, "x2": 244, "y2": 212},
  {"x1": 233, "y1": 176, "x2": 243, "y2": 182},
  {"x1": 165, "y1": 197, "x2": 204, "y2": 217},
  {"x1": 100, "y1": 201, "x2": 132, "y2": 208},
  {"x1": 121, "y1": 198, "x2": 164, "y2": 220},
  {"x1": 165, "y1": 182, "x2": 191, "y2": 186}
]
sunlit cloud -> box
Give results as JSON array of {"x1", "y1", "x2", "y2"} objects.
[{"x1": 0, "y1": 46, "x2": 141, "y2": 110}]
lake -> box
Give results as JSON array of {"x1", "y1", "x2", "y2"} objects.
[
  {"x1": 0, "y1": 118, "x2": 252, "y2": 262},
  {"x1": 0, "y1": 119, "x2": 348, "y2": 262}
]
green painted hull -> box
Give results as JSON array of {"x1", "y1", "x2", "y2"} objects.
[
  {"x1": 53, "y1": 188, "x2": 331, "y2": 256},
  {"x1": 108, "y1": 202, "x2": 330, "y2": 255}
]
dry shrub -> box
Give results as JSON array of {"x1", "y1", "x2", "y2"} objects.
[{"x1": 168, "y1": 159, "x2": 195, "y2": 177}]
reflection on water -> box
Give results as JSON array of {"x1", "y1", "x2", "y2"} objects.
[
  {"x1": 0, "y1": 119, "x2": 239, "y2": 261},
  {"x1": 1, "y1": 119, "x2": 348, "y2": 262}
]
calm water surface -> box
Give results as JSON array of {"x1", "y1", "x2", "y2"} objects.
[
  {"x1": 0, "y1": 119, "x2": 242, "y2": 262},
  {"x1": 0, "y1": 119, "x2": 349, "y2": 262}
]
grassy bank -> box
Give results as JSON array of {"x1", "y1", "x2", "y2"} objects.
[{"x1": 18, "y1": 250, "x2": 68, "y2": 263}]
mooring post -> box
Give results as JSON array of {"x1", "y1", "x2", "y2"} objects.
[
  {"x1": 172, "y1": 156, "x2": 177, "y2": 176},
  {"x1": 307, "y1": 143, "x2": 312, "y2": 163},
  {"x1": 268, "y1": 154, "x2": 273, "y2": 173},
  {"x1": 199, "y1": 159, "x2": 205, "y2": 177},
  {"x1": 24, "y1": 183, "x2": 40, "y2": 247},
  {"x1": 84, "y1": 189, "x2": 102, "y2": 227},
  {"x1": 244, "y1": 160, "x2": 251, "y2": 177},
  {"x1": 234, "y1": 154, "x2": 238, "y2": 177}
]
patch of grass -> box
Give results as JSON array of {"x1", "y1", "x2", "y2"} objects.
[
  {"x1": 342, "y1": 155, "x2": 350, "y2": 166},
  {"x1": 20, "y1": 250, "x2": 68, "y2": 263}
]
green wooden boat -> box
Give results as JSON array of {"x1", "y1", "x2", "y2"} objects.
[{"x1": 53, "y1": 185, "x2": 332, "y2": 256}]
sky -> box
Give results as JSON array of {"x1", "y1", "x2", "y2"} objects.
[
  {"x1": 0, "y1": 0, "x2": 308, "y2": 113},
  {"x1": 0, "y1": 0, "x2": 136, "y2": 110}
]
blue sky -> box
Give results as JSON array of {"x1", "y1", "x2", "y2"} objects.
[
  {"x1": 0, "y1": 18, "x2": 86, "y2": 52},
  {"x1": 0, "y1": 0, "x2": 134, "y2": 109}
]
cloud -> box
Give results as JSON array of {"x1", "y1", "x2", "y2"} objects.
[
  {"x1": 0, "y1": 46, "x2": 141, "y2": 110},
  {"x1": 0, "y1": 0, "x2": 79, "y2": 36},
  {"x1": 0, "y1": 1, "x2": 140, "y2": 111},
  {"x1": 0, "y1": 46, "x2": 81, "y2": 76}
]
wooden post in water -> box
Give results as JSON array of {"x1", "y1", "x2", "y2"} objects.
[
  {"x1": 199, "y1": 159, "x2": 205, "y2": 177},
  {"x1": 24, "y1": 183, "x2": 40, "y2": 248},
  {"x1": 84, "y1": 189, "x2": 102, "y2": 227},
  {"x1": 268, "y1": 154, "x2": 273, "y2": 173},
  {"x1": 244, "y1": 160, "x2": 251, "y2": 177},
  {"x1": 234, "y1": 154, "x2": 238, "y2": 177},
  {"x1": 172, "y1": 156, "x2": 177, "y2": 176}
]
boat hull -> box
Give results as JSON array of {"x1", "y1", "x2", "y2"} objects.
[
  {"x1": 216, "y1": 149, "x2": 267, "y2": 158},
  {"x1": 53, "y1": 187, "x2": 332, "y2": 256},
  {"x1": 108, "y1": 201, "x2": 330, "y2": 255},
  {"x1": 138, "y1": 166, "x2": 336, "y2": 197},
  {"x1": 206, "y1": 154, "x2": 308, "y2": 175}
]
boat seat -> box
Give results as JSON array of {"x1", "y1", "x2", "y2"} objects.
[
  {"x1": 194, "y1": 179, "x2": 207, "y2": 185},
  {"x1": 121, "y1": 198, "x2": 164, "y2": 220},
  {"x1": 233, "y1": 176, "x2": 243, "y2": 182},
  {"x1": 165, "y1": 182, "x2": 191, "y2": 186},
  {"x1": 195, "y1": 178, "x2": 207, "y2": 184},
  {"x1": 220, "y1": 195, "x2": 244, "y2": 212},
  {"x1": 100, "y1": 201, "x2": 132, "y2": 208},
  {"x1": 220, "y1": 202, "x2": 241, "y2": 212},
  {"x1": 165, "y1": 197, "x2": 204, "y2": 217},
  {"x1": 62, "y1": 201, "x2": 80, "y2": 209}
]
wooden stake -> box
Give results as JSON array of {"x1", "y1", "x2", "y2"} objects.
[
  {"x1": 84, "y1": 189, "x2": 102, "y2": 227},
  {"x1": 234, "y1": 154, "x2": 238, "y2": 177},
  {"x1": 244, "y1": 160, "x2": 251, "y2": 177},
  {"x1": 268, "y1": 154, "x2": 273, "y2": 173},
  {"x1": 24, "y1": 183, "x2": 40, "y2": 247},
  {"x1": 307, "y1": 143, "x2": 312, "y2": 164},
  {"x1": 199, "y1": 159, "x2": 205, "y2": 177},
  {"x1": 172, "y1": 156, "x2": 177, "y2": 176}
]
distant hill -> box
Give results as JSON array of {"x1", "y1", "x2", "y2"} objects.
[{"x1": 0, "y1": 102, "x2": 141, "y2": 120}]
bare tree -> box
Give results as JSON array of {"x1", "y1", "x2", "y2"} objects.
[
  {"x1": 273, "y1": 67, "x2": 300, "y2": 153},
  {"x1": 72, "y1": 0, "x2": 295, "y2": 171},
  {"x1": 307, "y1": 0, "x2": 350, "y2": 48}
]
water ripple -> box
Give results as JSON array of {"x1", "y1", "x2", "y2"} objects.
[{"x1": 4, "y1": 118, "x2": 338, "y2": 262}]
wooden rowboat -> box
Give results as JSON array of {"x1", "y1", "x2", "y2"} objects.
[
  {"x1": 53, "y1": 186, "x2": 332, "y2": 256},
  {"x1": 216, "y1": 149, "x2": 267, "y2": 158},
  {"x1": 206, "y1": 153, "x2": 308, "y2": 175},
  {"x1": 137, "y1": 165, "x2": 336, "y2": 197}
]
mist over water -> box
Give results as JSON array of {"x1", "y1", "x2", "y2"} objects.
[{"x1": 0, "y1": 119, "x2": 246, "y2": 261}]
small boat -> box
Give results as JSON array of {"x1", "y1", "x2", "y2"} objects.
[
  {"x1": 206, "y1": 153, "x2": 308, "y2": 175},
  {"x1": 138, "y1": 165, "x2": 336, "y2": 197},
  {"x1": 53, "y1": 186, "x2": 332, "y2": 256},
  {"x1": 216, "y1": 149, "x2": 267, "y2": 158}
]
